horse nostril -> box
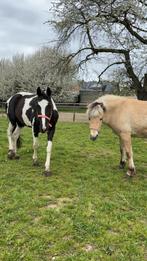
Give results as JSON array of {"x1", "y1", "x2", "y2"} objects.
[
  {"x1": 42, "y1": 128, "x2": 46, "y2": 133},
  {"x1": 90, "y1": 134, "x2": 98, "y2": 141}
]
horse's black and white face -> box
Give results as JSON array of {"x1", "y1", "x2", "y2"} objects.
[
  {"x1": 87, "y1": 101, "x2": 105, "y2": 141},
  {"x1": 31, "y1": 87, "x2": 53, "y2": 133}
]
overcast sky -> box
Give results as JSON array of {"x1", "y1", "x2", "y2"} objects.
[
  {"x1": 0, "y1": 0, "x2": 110, "y2": 80},
  {"x1": 0, "y1": 0, "x2": 54, "y2": 59}
]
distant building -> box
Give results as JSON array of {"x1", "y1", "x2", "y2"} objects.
[
  {"x1": 55, "y1": 80, "x2": 119, "y2": 103},
  {"x1": 79, "y1": 89, "x2": 102, "y2": 103},
  {"x1": 79, "y1": 80, "x2": 118, "y2": 103}
]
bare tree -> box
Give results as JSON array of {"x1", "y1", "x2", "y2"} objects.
[{"x1": 49, "y1": 0, "x2": 147, "y2": 99}]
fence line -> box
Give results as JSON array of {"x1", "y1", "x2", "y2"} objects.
[{"x1": 0, "y1": 101, "x2": 87, "y2": 122}]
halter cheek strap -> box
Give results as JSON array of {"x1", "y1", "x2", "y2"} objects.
[{"x1": 38, "y1": 114, "x2": 52, "y2": 127}]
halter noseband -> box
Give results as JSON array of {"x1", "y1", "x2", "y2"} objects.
[
  {"x1": 38, "y1": 114, "x2": 52, "y2": 127},
  {"x1": 90, "y1": 128, "x2": 99, "y2": 131}
]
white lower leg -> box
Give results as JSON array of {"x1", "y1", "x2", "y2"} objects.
[
  {"x1": 122, "y1": 148, "x2": 126, "y2": 162},
  {"x1": 127, "y1": 149, "x2": 135, "y2": 176},
  {"x1": 32, "y1": 137, "x2": 39, "y2": 162},
  {"x1": 128, "y1": 156, "x2": 135, "y2": 170},
  {"x1": 12, "y1": 126, "x2": 20, "y2": 153},
  {"x1": 45, "y1": 141, "x2": 52, "y2": 172},
  {"x1": 7, "y1": 123, "x2": 14, "y2": 151}
]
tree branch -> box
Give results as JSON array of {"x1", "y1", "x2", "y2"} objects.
[
  {"x1": 120, "y1": 18, "x2": 147, "y2": 44},
  {"x1": 124, "y1": 51, "x2": 142, "y2": 90},
  {"x1": 98, "y1": 61, "x2": 125, "y2": 82},
  {"x1": 66, "y1": 47, "x2": 142, "y2": 90},
  {"x1": 131, "y1": 25, "x2": 147, "y2": 33},
  {"x1": 78, "y1": 8, "x2": 96, "y2": 50}
]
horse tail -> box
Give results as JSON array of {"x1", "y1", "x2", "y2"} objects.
[
  {"x1": 5, "y1": 101, "x2": 7, "y2": 113},
  {"x1": 7, "y1": 94, "x2": 22, "y2": 125}
]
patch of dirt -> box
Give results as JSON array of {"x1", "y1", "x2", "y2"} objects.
[
  {"x1": 40, "y1": 195, "x2": 52, "y2": 200},
  {"x1": 59, "y1": 112, "x2": 88, "y2": 123},
  {"x1": 34, "y1": 216, "x2": 41, "y2": 223},
  {"x1": 40, "y1": 197, "x2": 73, "y2": 211},
  {"x1": 83, "y1": 244, "x2": 95, "y2": 252}
]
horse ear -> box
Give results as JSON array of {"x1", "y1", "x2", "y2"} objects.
[
  {"x1": 46, "y1": 87, "x2": 52, "y2": 97},
  {"x1": 90, "y1": 101, "x2": 106, "y2": 111},
  {"x1": 37, "y1": 87, "x2": 42, "y2": 96},
  {"x1": 98, "y1": 102, "x2": 106, "y2": 111},
  {"x1": 92, "y1": 102, "x2": 99, "y2": 108}
]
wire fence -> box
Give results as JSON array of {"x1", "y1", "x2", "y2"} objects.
[
  {"x1": 0, "y1": 102, "x2": 6, "y2": 113},
  {"x1": 0, "y1": 101, "x2": 87, "y2": 122}
]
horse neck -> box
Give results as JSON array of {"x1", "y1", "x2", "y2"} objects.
[{"x1": 102, "y1": 98, "x2": 121, "y2": 125}]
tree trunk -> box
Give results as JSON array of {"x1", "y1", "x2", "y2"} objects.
[{"x1": 137, "y1": 74, "x2": 147, "y2": 100}]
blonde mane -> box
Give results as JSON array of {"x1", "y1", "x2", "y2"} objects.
[
  {"x1": 98, "y1": 94, "x2": 130, "y2": 103},
  {"x1": 87, "y1": 95, "x2": 134, "y2": 118}
]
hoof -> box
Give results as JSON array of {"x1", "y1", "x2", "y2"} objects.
[
  {"x1": 119, "y1": 161, "x2": 126, "y2": 169},
  {"x1": 7, "y1": 150, "x2": 19, "y2": 160},
  {"x1": 126, "y1": 168, "x2": 136, "y2": 177},
  {"x1": 14, "y1": 155, "x2": 20, "y2": 160},
  {"x1": 43, "y1": 171, "x2": 52, "y2": 177},
  {"x1": 33, "y1": 161, "x2": 39, "y2": 166}
]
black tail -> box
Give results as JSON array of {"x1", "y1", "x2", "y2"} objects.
[
  {"x1": 7, "y1": 94, "x2": 22, "y2": 126},
  {"x1": 17, "y1": 136, "x2": 22, "y2": 149},
  {"x1": 5, "y1": 102, "x2": 7, "y2": 113}
]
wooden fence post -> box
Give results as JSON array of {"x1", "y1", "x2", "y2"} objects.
[
  {"x1": 73, "y1": 104, "x2": 76, "y2": 122},
  {"x1": 143, "y1": 74, "x2": 147, "y2": 91}
]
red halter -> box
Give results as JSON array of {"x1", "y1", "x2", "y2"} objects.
[{"x1": 38, "y1": 114, "x2": 52, "y2": 127}]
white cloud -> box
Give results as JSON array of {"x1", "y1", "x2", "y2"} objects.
[{"x1": 0, "y1": 0, "x2": 54, "y2": 59}]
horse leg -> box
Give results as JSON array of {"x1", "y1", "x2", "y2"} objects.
[
  {"x1": 44, "y1": 128, "x2": 55, "y2": 176},
  {"x1": 44, "y1": 141, "x2": 52, "y2": 176},
  {"x1": 32, "y1": 131, "x2": 39, "y2": 166},
  {"x1": 11, "y1": 126, "x2": 21, "y2": 159},
  {"x1": 7, "y1": 122, "x2": 17, "y2": 159},
  {"x1": 120, "y1": 133, "x2": 136, "y2": 176},
  {"x1": 119, "y1": 137, "x2": 126, "y2": 169}
]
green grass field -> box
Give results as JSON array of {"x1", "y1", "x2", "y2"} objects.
[{"x1": 0, "y1": 116, "x2": 147, "y2": 261}]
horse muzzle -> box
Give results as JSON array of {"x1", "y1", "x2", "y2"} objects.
[
  {"x1": 90, "y1": 134, "x2": 98, "y2": 141},
  {"x1": 90, "y1": 128, "x2": 99, "y2": 141},
  {"x1": 41, "y1": 128, "x2": 46, "y2": 133}
]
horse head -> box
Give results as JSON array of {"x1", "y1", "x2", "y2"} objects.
[
  {"x1": 87, "y1": 101, "x2": 106, "y2": 141},
  {"x1": 31, "y1": 87, "x2": 53, "y2": 133}
]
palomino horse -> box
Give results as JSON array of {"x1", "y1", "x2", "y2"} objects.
[
  {"x1": 87, "y1": 94, "x2": 147, "y2": 177},
  {"x1": 6, "y1": 87, "x2": 58, "y2": 176}
]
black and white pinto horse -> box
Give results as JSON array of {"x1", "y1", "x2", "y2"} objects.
[{"x1": 6, "y1": 87, "x2": 58, "y2": 176}]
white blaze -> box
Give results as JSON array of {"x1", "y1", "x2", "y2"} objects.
[{"x1": 38, "y1": 100, "x2": 48, "y2": 130}]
